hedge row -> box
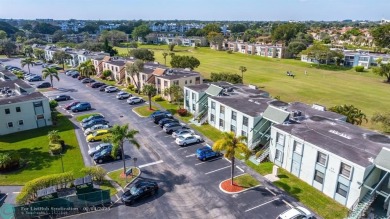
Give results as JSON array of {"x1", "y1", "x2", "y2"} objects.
[
  {"x1": 80, "y1": 166, "x2": 107, "y2": 183},
  {"x1": 16, "y1": 172, "x2": 74, "y2": 205}
]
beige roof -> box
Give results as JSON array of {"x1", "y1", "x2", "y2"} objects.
[{"x1": 152, "y1": 68, "x2": 166, "y2": 76}]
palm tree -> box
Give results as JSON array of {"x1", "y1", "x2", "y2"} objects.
[
  {"x1": 24, "y1": 46, "x2": 33, "y2": 57},
  {"x1": 163, "y1": 84, "x2": 182, "y2": 105},
  {"x1": 126, "y1": 60, "x2": 144, "y2": 94},
  {"x1": 239, "y1": 66, "x2": 247, "y2": 83},
  {"x1": 78, "y1": 60, "x2": 96, "y2": 78},
  {"x1": 21, "y1": 58, "x2": 34, "y2": 74},
  {"x1": 213, "y1": 132, "x2": 251, "y2": 185},
  {"x1": 42, "y1": 67, "x2": 60, "y2": 88},
  {"x1": 162, "y1": 52, "x2": 169, "y2": 65},
  {"x1": 142, "y1": 84, "x2": 157, "y2": 110},
  {"x1": 109, "y1": 124, "x2": 140, "y2": 174},
  {"x1": 329, "y1": 104, "x2": 368, "y2": 125},
  {"x1": 373, "y1": 62, "x2": 390, "y2": 83},
  {"x1": 48, "y1": 130, "x2": 61, "y2": 143}
]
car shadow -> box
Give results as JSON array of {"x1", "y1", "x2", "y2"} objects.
[{"x1": 57, "y1": 88, "x2": 78, "y2": 92}]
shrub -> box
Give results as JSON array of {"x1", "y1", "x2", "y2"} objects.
[
  {"x1": 16, "y1": 172, "x2": 74, "y2": 204},
  {"x1": 127, "y1": 84, "x2": 135, "y2": 91},
  {"x1": 48, "y1": 130, "x2": 61, "y2": 143},
  {"x1": 227, "y1": 50, "x2": 233, "y2": 54},
  {"x1": 0, "y1": 152, "x2": 20, "y2": 171},
  {"x1": 355, "y1": 66, "x2": 365, "y2": 72},
  {"x1": 49, "y1": 100, "x2": 58, "y2": 110},
  {"x1": 80, "y1": 166, "x2": 107, "y2": 183},
  {"x1": 49, "y1": 143, "x2": 62, "y2": 155},
  {"x1": 102, "y1": 70, "x2": 112, "y2": 78},
  {"x1": 177, "y1": 108, "x2": 188, "y2": 116},
  {"x1": 153, "y1": 95, "x2": 164, "y2": 102}
]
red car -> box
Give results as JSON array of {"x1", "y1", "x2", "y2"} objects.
[{"x1": 65, "y1": 101, "x2": 80, "y2": 110}]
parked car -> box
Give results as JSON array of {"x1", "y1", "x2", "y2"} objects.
[
  {"x1": 150, "y1": 110, "x2": 172, "y2": 118},
  {"x1": 91, "y1": 82, "x2": 105, "y2": 88},
  {"x1": 276, "y1": 207, "x2": 313, "y2": 219},
  {"x1": 127, "y1": 96, "x2": 144, "y2": 105},
  {"x1": 82, "y1": 119, "x2": 109, "y2": 130},
  {"x1": 28, "y1": 75, "x2": 42, "y2": 82},
  {"x1": 86, "y1": 129, "x2": 111, "y2": 142},
  {"x1": 54, "y1": 95, "x2": 71, "y2": 101},
  {"x1": 153, "y1": 114, "x2": 172, "y2": 124},
  {"x1": 116, "y1": 91, "x2": 131, "y2": 99},
  {"x1": 196, "y1": 145, "x2": 222, "y2": 161},
  {"x1": 84, "y1": 124, "x2": 111, "y2": 136},
  {"x1": 71, "y1": 73, "x2": 80, "y2": 78},
  {"x1": 121, "y1": 180, "x2": 159, "y2": 206},
  {"x1": 172, "y1": 129, "x2": 194, "y2": 138},
  {"x1": 81, "y1": 114, "x2": 105, "y2": 124},
  {"x1": 88, "y1": 143, "x2": 112, "y2": 157},
  {"x1": 78, "y1": 75, "x2": 86, "y2": 80},
  {"x1": 34, "y1": 61, "x2": 43, "y2": 65},
  {"x1": 36, "y1": 82, "x2": 51, "y2": 88},
  {"x1": 99, "y1": 85, "x2": 109, "y2": 91},
  {"x1": 81, "y1": 78, "x2": 95, "y2": 84},
  {"x1": 163, "y1": 123, "x2": 187, "y2": 134},
  {"x1": 158, "y1": 118, "x2": 178, "y2": 127},
  {"x1": 71, "y1": 102, "x2": 91, "y2": 112},
  {"x1": 175, "y1": 134, "x2": 202, "y2": 146},
  {"x1": 93, "y1": 147, "x2": 122, "y2": 164},
  {"x1": 105, "y1": 86, "x2": 118, "y2": 93},
  {"x1": 65, "y1": 101, "x2": 80, "y2": 110},
  {"x1": 66, "y1": 71, "x2": 76, "y2": 76}
]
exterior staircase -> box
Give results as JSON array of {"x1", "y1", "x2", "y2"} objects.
[
  {"x1": 347, "y1": 192, "x2": 377, "y2": 219},
  {"x1": 256, "y1": 142, "x2": 270, "y2": 163}
]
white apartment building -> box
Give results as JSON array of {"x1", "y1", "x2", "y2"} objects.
[{"x1": 0, "y1": 73, "x2": 52, "y2": 135}]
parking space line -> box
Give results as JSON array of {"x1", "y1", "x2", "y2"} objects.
[
  {"x1": 265, "y1": 187, "x2": 277, "y2": 196},
  {"x1": 138, "y1": 160, "x2": 164, "y2": 168},
  {"x1": 282, "y1": 199, "x2": 293, "y2": 208},
  {"x1": 237, "y1": 166, "x2": 245, "y2": 172},
  {"x1": 177, "y1": 147, "x2": 186, "y2": 150},
  {"x1": 87, "y1": 144, "x2": 91, "y2": 149},
  {"x1": 194, "y1": 157, "x2": 221, "y2": 165},
  {"x1": 185, "y1": 154, "x2": 196, "y2": 158},
  {"x1": 244, "y1": 198, "x2": 279, "y2": 212},
  {"x1": 205, "y1": 166, "x2": 230, "y2": 175}
]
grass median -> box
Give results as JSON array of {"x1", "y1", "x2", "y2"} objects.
[
  {"x1": 133, "y1": 105, "x2": 160, "y2": 117},
  {"x1": 108, "y1": 168, "x2": 140, "y2": 188}
]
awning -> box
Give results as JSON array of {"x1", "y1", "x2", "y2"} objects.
[
  {"x1": 263, "y1": 105, "x2": 290, "y2": 124},
  {"x1": 374, "y1": 147, "x2": 390, "y2": 172},
  {"x1": 205, "y1": 84, "x2": 223, "y2": 96}
]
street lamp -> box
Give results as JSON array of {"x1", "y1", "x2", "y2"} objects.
[{"x1": 59, "y1": 153, "x2": 64, "y2": 173}]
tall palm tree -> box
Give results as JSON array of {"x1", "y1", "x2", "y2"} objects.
[
  {"x1": 239, "y1": 66, "x2": 247, "y2": 83},
  {"x1": 109, "y1": 124, "x2": 140, "y2": 174},
  {"x1": 142, "y1": 84, "x2": 157, "y2": 110},
  {"x1": 42, "y1": 67, "x2": 60, "y2": 88},
  {"x1": 21, "y1": 58, "x2": 34, "y2": 74},
  {"x1": 126, "y1": 60, "x2": 144, "y2": 94},
  {"x1": 78, "y1": 60, "x2": 96, "y2": 78},
  {"x1": 329, "y1": 104, "x2": 368, "y2": 125},
  {"x1": 373, "y1": 62, "x2": 390, "y2": 83},
  {"x1": 163, "y1": 84, "x2": 182, "y2": 105},
  {"x1": 212, "y1": 132, "x2": 251, "y2": 185},
  {"x1": 162, "y1": 52, "x2": 169, "y2": 65}
]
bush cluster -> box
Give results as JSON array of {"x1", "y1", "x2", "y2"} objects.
[
  {"x1": 127, "y1": 84, "x2": 135, "y2": 91},
  {"x1": 177, "y1": 108, "x2": 188, "y2": 116},
  {"x1": 153, "y1": 95, "x2": 164, "y2": 102},
  {"x1": 80, "y1": 166, "x2": 107, "y2": 183},
  {"x1": 355, "y1": 66, "x2": 365, "y2": 72},
  {"x1": 0, "y1": 152, "x2": 21, "y2": 171}
]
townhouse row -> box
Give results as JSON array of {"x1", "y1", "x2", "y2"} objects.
[
  {"x1": 184, "y1": 82, "x2": 390, "y2": 217},
  {"x1": 213, "y1": 41, "x2": 285, "y2": 58}
]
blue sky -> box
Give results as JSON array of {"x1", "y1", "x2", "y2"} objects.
[{"x1": 0, "y1": 0, "x2": 388, "y2": 21}]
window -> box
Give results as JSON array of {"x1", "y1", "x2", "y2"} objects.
[
  {"x1": 232, "y1": 111, "x2": 237, "y2": 121},
  {"x1": 211, "y1": 101, "x2": 216, "y2": 109},
  {"x1": 241, "y1": 130, "x2": 247, "y2": 137},
  {"x1": 185, "y1": 80, "x2": 187, "y2": 84},
  {"x1": 7, "y1": 122, "x2": 13, "y2": 128},
  {"x1": 339, "y1": 163, "x2": 352, "y2": 179},
  {"x1": 210, "y1": 114, "x2": 215, "y2": 122},
  {"x1": 231, "y1": 125, "x2": 236, "y2": 133},
  {"x1": 293, "y1": 141, "x2": 303, "y2": 155},
  {"x1": 314, "y1": 170, "x2": 324, "y2": 184},
  {"x1": 336, "y1": 182, "x2": 348, "y2": 197},
  {"x1": 317, "y1": 152, "x2": 327, "y2": 166},
  {"x1": 33, "y1": 101, "x2": 42, "y2": 107},
  {"x1": 36, "y1": 114, "x2": 44, "y2": 119},
  {"x1": 219, "y1": 119, "x2": 224, "y2": 128},
  {"x1": 276, "y1": 133, "x2": 285, "y2": 145},
  {"x1": 5, "y1": 109, "x2": 10, "y2": 114},
  {"x1": 16, "y1": 107, "x2": 21, "y2": 112},
  {"x1": 275, "y1": 149, "x2": 283, "y2": 162},
  {"x1": 192, "y1": 93, "x2": 195, "y2": 100},
  {"x1": 164, "y1": 81, "x2": 168, "y2": 87},
  {"x1": 18, "y1": 120, "x2": 24, "y2": 125},
  {"x1": 220, "y1": 105, "x2": 225, "y2": 114},
  {"x1": 243, "y1": 116, "x2": 248, "y2": 126}
]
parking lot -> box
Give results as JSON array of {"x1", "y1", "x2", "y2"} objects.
[{"x1": 2, "y1": 59, "x2": 294, "y2": 219}]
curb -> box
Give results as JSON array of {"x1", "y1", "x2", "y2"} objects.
[
  {"x1": 131, "y1": 107, "x2": 148, "y2": 118},
  {"x1": 124, "y1": 167, "x2": 141, "y2": 188},
  {"x1": 218, "y1": 174, "x2": 262, "y2": 195}
]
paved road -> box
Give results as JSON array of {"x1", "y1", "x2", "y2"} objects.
[{"x1": 2, "y1": 59, "x2": 296, "y2": 219}]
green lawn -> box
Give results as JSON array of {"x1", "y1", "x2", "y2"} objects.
[
  {"x1": 246, "y1": 161, "x2": 273, "y2": 176},
  {"x1": 107, "y1": 168, "x2": 140, "y2": 188},
  {"x1": 133, "y1": 105, "x2": 159, "y2": 117},
  {"x1": 0, "y1": 113, "x2": 85, "y2": 185},
  {"x1": 233, "y1": 174, "x2": 260, "y2": 188},
  {"x1": 92, "y1": 77, "x2": 117, "y2": 86},
  {"x1": 116, "y1": 45, "x2": 390, "y2": 131},
  {"x1": 75, "y1": 113, "x2": 101, "y2": 122},
  {"x1": 189, "y1": 124, "x2": 222, "y2": 142}
]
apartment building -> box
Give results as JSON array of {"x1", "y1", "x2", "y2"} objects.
[
  {"x1": 222, "y1": 41, "x2": 285, "y2": 58},
  {"x1": 0, "y1": 71, "x2": 52, "y2": 135},
  {"x1": 269, "y1": 104, "x2": 390, "y2": 217},
  {"x1": 102, "y1": 59, "x2": 127, "y2": 82},
  {"x1": 91, "y1": 56, "x2": 111, "y2": 75}
]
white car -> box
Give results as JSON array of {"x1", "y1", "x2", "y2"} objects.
[
  {"x1": 126, "y1": 96, "x2": 144, "y2": 105},
  {"x1": 175, "y1": 134, "x2": 202, "y2": 146},
  {"x1": 34, "y1": 61, "x2": 43, "y2": 65},
  {"x1": 172, "y1": 129, "x2": 195, "y2": 138},
  {"x1": 276, "y1": 207, "x2": 313, "y2": 219},
  {"x1": 84, "y1": 124, "x2": 111, "y2": 136},
  {"x1": 116, "y1": 91, "x2": 131, "y2": 99},
  {"x1": 105, "y1": 86, "x2": 118, "y2": 93}
]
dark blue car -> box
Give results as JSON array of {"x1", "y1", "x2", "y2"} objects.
[
  {"x1": 71, "y1": 102, "x2": 91, "y2": 112},
  {"x1": 196, "y1": 145, "x2": 222, "y2": 161}
]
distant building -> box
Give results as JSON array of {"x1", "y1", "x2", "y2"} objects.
[{"x1": 221, "y1": 41, "x2": 285, "y2": 58}]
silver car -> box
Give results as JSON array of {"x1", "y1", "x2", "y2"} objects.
[
  {"x1": 84, "y1": 124, "x2": 111, "y2": 136},
  {"x1": 172, "y1": 129, "x2": 194, "y2": 138},
  {"x1": 127, "y1": 96, "x2": 144, "y2": 104},
  {"x1": 116, "y1": 91, "x2": 131, "y2": 99},
  {"x1": 175, "y1": 134, "x2": 202, "y2": 146},
  {"x1": 105, "y1": 86, "x2": 118, "y2": 93},
  {"x1": 88, "y1": 143, "x2": 112, "y2": 157}
]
